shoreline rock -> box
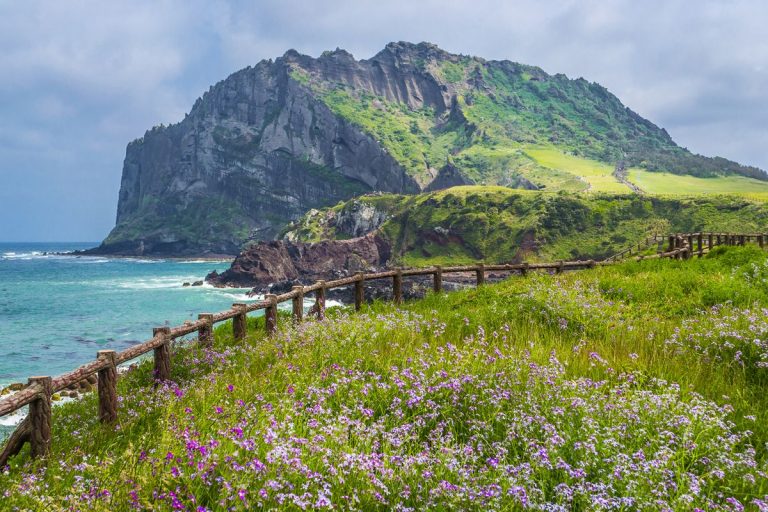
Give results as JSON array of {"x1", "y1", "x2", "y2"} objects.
[{"x1": 206, "y1": 233, "x2": 391, "y2": 290}]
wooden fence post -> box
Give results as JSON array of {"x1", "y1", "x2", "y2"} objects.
[
  {"x1": 697, "y1": 233, "x2": 703, "y2": 257},
  {"x1": 521, "y1": 262, "x2": 529, "y2": 276},
  {"x1": 97, "y1": 350, "x2": 117, "y2": 424},
  {"x1": 760, "y1": 235, "x2": 765, "y2": 248},
  {"x1": 0, "y1": 417, "x2": 31, "y2": 467},
  {"x1": 393, "y1": 270, "x2": 403, "y2": 305},
  {"x1": 291, "y1": 286, "x2": 304, "y2": 323},
  {"x1": 265, "y1": 294, "x2": 277, "y2": 335},
  {"x1": 232, "y1": 303, "x2": 248, "y2": 340},
  {"x1": 433, "y1": 265, "x2": 443, "y2": 293},
  {"x1": 153, "y1": 327, "x2": 171, "y2": 383},
  {"x1": 556, "y1": 260, "x2": 564, "y2": 274},
  {"x1": 198, "y1": 313, "x2": 214, "y2": 347},
  {"x1": 668, "y1": 235, "x2": 675, "y2": 252},
  {"x1": 315, "y1": 281, "x2": 326, "y2": 320},
  {"x1": 28, "y1": 376, "x2": 52, "y2": 459},
  {"x1": 740, "y1": 235, "x2": 746, "y2": 246},
  {"x1": 708, "y1": 234, "x2": 714, "y2": 250},
  {"x1": 354, "y1": 272, "x2": 365, "y2": 311},
  {"x1": 476, "y1": 264, "x2": 485, "y2": 286}
]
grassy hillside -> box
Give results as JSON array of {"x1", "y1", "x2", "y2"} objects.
[
  {"x1": 524, "y1": 147, "x2": 630, "y2": 193},
  {"x1": 628, "y1": 168, "x2": 768, "y2": 194},
  {"x1": 296, "y1": 43, "x2": 765, "y2": 189},
  {"x1": 284, "y1": 186, "x2": 768, "y2": 266},
  {"x1": 2, "y1": 247, "x2": 768, "y2": 509}
]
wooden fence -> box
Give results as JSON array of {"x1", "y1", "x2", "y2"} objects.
[{"x1": 0, "y1": 231, "x2": 764, "y2": 467}]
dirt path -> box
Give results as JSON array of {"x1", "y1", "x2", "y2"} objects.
[{"x1": 613, "y1": 161, "x2": 645, "y2": 194}]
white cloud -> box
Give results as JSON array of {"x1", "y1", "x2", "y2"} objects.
[{"x1": 0, "y1": 0, "x2": 767, "y2": 240}]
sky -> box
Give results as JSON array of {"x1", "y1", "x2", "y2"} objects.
[{"x1": 1, "y1": 0, "x2": 766, "y2": 241}]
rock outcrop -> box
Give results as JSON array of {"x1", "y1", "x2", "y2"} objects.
[
  {"x1": 94, "y1": 41, "x2": 766, "y2": 256},
  {"x1": 95, "y1": 45, "x2": 455, "y2": 256},
  {"x1": 206, "y1": 233, "x2": 391, "y2": 289},
  {"x1": 424, "y1": 163, "x2": 475, "y2": 192}
]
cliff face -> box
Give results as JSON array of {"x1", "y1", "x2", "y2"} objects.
[
  {"x1": 98, "y1": 48, "x2": 440, "y2": 256},
  {"x1": 97, "y1": 41, "x2": 765, "y2": 256}
]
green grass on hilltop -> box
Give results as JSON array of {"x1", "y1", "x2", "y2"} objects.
[
  {"x1": 2, "y1": 247, "x2": 768, "y2": 510},
  {"x1": 628, "y1": 168, "x2": 768, "y2": 195},
  {"x1": 524, "y1": 147, "x2": 630, "y2": 193},
  {"x1": 285, "y1": 186, "x2": 768, "y2": 266},
  {"x1": 292, "y1": 46, "x2": 766, "y2": 188}
]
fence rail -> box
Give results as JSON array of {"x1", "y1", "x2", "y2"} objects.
[{"x1": 0, "y1": 231, "x2": 764, "y2": 466}]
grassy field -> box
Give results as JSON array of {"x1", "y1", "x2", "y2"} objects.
[
  {"x1": 2, "y1": 246, "x2": 768, "y2": 510},
  {"x1": 628, "y1": 168, "x2": 768, "y2": 194},
  {"x1": 524, "y1": 147, "x2": 631, "y2": 193}
]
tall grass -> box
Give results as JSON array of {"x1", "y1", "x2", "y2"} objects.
[{"x1": 2, "y1": 246, "x2": 768, "y2": 510}]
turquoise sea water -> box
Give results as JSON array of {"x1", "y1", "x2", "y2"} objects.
[{"x1": 0, "y1": 242, "x2": 262, "y2": 432}]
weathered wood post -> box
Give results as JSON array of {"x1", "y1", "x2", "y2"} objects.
[
  {"x1": 198, "y1": 313, "x2": 214, "y2": 347},
  {"x1": 759, "y1": 234, "x2": 765, "y2": 248},
  {"x1": 265, "y1": 294, "x2": 277, "y2": 335},
  {"x1": 354, "y1": 272, "x2": 365, "y2": 311},
  {"x1": 668, "y1": 235, "x2": 676, "y2": 252},
  {"x1": 28, "y1": 376, "x2": 52, "y2": 459},
  {"x1": 521, "y1": 262, "x2": 529, "y2": 276},
  {"x1": 232, "y1": 303, "x2": 248, "y2": 341},
  {"x1": 315, "y1": 280, "x2": 326, "y2": 320},
  {"x1": 291, "y1": 286, "x2": 304, "y2": 323},
  {"x1": 697, "y1": 233, "x2": 703, "y2": 257},
  {"x1": 0, "y1": 417, "x2": 31, "y2": 467},
  {"x1": 708, "y1": 234, "x2": 714, "y2": 250},
  {"x1": 97, "y1": 350, "x2": 117, "y2": 424},
  {"x1": 687, "y1": 235, "x2": 694, "y2": 257},
  {"x1": 393, "y1": 269, "x2": 403, "y2": 305},
  {"x1": 476, "y1": 264, "x2": 485, "y2": 286},
  {"x1": 433, "y1": 265, "x2": 443, "y2": 293},
  {"x1": 740, "y1": 235, "x2": 746, "y2": 246},
  {"x1": 556, "y1": 260, "x2": 565, "y2": 274},
  {"x1": 153, "y1": 327, "x2": 172, "y2": 383},
  {"x1": 588, "y1": 259, "x2": 596, "y2": 269}
]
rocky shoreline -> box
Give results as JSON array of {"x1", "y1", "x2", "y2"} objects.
[
  {"x1": 205, "y1": 233, "x2": 391, "y2": 290},
  {"x1": 204, "y1": 232, "x2": 518, "y2": 303}
]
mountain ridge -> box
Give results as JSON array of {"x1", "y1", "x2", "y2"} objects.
[{"x1": 92, "y1": 41, "x2": 765, "y2": 256}]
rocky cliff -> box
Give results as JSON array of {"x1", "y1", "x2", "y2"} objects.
[
  {"x1": 95, "y1": 42, "x2": 766, "y2": 256},
  {"x1": 206, "y1": 233, "x2": 390, "y2": 289},
  {"x1": 97, "y1": 46, "x2": 446, "y2": 255}
]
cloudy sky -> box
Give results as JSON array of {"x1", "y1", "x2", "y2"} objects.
[{"x1": 1, "y1": 0, "x2": 766, "y2": 241}]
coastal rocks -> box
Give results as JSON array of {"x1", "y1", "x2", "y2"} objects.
[
  {"x1": 1, "y1": 383, "x2": 25, "y2": 396},
  {"x1": 206, "y1": 233, "x2": 391, "y2": 289}
]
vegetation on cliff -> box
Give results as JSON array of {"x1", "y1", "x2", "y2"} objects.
[
  {"x1": 283, "y1": 186, "x2": 768, "y2": 266},
  {"x1": 98, "y1": 41, "x2": 766, "y2": 256},
  {"x1": 2, "y1": 247, "x2": 768, "y2": 509},
  {"x1": 299, "y1": 42, "x2": 765, "y2": 187}
]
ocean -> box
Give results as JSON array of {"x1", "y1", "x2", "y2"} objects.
[{"x1": 0, "y1": 242, "x2": 263, "y2": 434}]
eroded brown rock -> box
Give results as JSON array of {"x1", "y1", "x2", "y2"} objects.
[{"x1": 206, "y1": 233, "x2": 390, "y2": 290}]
